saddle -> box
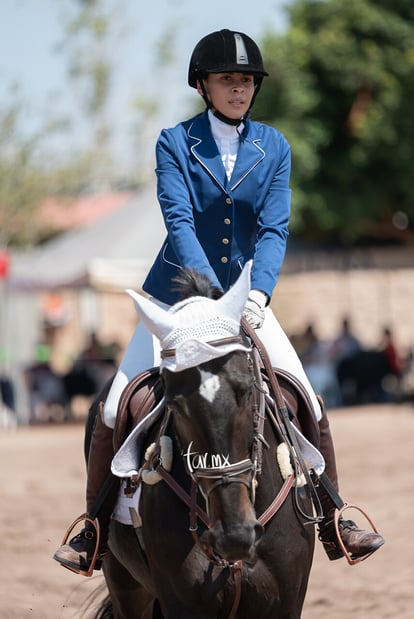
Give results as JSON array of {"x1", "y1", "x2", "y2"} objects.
[
  {"x1": 112, "y1": 363, "x2": 320, "y2": 457},
  {"x1": 113, "y1": 366, "x2": 164, "y2": 453}
]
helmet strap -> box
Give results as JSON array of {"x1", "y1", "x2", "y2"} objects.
[{"x1": 212, "y1": 109, "x2": 245, "y2": 126}]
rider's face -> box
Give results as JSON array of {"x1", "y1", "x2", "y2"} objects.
[{"x1": 197, "y1": 72, "x2": 255, "y2": 120}]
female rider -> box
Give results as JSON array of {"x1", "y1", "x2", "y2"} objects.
[{"x1": 54, "y1": 29, "x2": 384, "y2": 574}]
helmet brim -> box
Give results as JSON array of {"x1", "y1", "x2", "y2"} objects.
[{"x1": 189, "y1": 67, "x2": 268, "y2": 88}]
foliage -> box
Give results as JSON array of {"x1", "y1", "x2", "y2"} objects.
[
  {"x1": 254, "y1": 0, "x2": 414, "y2": 246},
  {"x1": 4, "y1": 0, "x2": 414, "y2": 248},
  {"x1": 0, "y1": 93, "x2": 52, "y2": 247},
  {"x1": 0, "y1": 89, "x2": 109, "y2": 247},
  {"x1": 0, "y1": 1, "x2": 123, "y2": 247}
]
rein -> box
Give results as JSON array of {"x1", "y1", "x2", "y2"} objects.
[
  {"x1": 241, "y1": 318, "x2": 323, "y2": 525},
  {"x1": 153, "y1": 457, "x2": 296, "y2": 533}
]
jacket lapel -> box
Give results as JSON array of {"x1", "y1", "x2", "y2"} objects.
[
  {"x1": 229, "y1": 125, "x2": 265, "y2": 191},
  {"x1": 188, "y1": 113, "x2": 227, "y2": 190}
]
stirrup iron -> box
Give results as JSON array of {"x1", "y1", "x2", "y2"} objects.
[
  {"x1": 58, "y1": 513, "x2": 101, "y2": 577},
  {"x1": 333, "y1": 502, "x2": 381, "y2": 566}
]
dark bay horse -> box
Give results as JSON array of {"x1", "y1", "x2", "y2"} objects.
[{"x1": 87, "y1": 263, "x2": 319, "y2": 619}]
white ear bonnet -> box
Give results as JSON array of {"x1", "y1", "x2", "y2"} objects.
[{"x1": 127, "y1": 262, "x2": 252, "y2": 372}]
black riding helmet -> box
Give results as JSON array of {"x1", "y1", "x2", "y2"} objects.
[{"x1": 188, "y1": 29, "x2": 268, "y2": 125}]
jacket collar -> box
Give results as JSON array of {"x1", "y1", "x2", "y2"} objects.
[{"x1": 188, "y1": 110, "x2": 265, "y2": 191}]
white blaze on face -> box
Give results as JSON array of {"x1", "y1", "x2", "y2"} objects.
[{"x1": 199, "y1": 369, "x2": 221, "y2": 403}]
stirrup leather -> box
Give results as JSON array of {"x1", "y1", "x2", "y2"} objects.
[
  {"x1": 58, "y1": 513, "x2": 101, "y2": 577},
  {"x1": 333, "y1": 502, "x2": 380, "y2": 566}
]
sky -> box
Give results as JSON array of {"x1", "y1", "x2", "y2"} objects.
[{"x1": 0, "y1": 0, "x2": 289, "y2": 175}]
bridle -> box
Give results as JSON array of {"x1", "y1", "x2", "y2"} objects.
[
  {"x1": 155, "y1": 324, "x2": 301, "y2": 529},
  {"x1": 190, "y1": 458, "x2": 256, "y2": 499},
  {"x1": 162, "y1": 329, "x2": 266, "y2": 501},
  {"x1": 146, "y1": 325, "x2": 304, "y2": 619}
]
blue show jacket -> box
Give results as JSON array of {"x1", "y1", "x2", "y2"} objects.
[{"x1": 143, "y1": 110, "x2": 291, "y2": 306}]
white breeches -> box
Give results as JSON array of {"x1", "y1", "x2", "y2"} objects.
[
  {"x1": 255, "y1": 307, "x2": 322, "y2": 421},
  {"x1": 103, "y1": 318, "x2": 161, "y2": 428},
  {"x1": 103, "y1": 303, "x2": 322, "y2": 428}
]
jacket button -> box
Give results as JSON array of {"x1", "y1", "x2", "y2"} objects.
[
  {"x1": 222, "y1": 238, "x2": 229, "y2": 245},
  {"x1": 221, "y1": 256, "x2": 228, "y2": 264},
  {"x1": 225, "y1": 197, "x2": 232, "y2": 204},
  {"x1": 224, "y1": 218, "x2": 231, "y2": 225}
]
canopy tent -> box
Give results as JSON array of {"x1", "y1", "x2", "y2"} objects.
[
  {"x1": 3, "y1": 183, "x2": 167, "y2": 421},
  {"x1": 9, "y1": 183, "x2": 166, "y2": 292}
]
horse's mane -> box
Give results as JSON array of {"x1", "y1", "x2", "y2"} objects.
[{"x1": 171, "y1": 269, "x2": 223, "y2": 301}]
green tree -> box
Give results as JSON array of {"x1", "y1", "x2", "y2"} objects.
[
  {"x1": 0, "y1": 93, "x2": 54, "y2": 247},
  {"x1": 0, "y1": 87, "x2": 105, "y2": 247},
  {"x1": 0, "y1": 2, "x2": 179, "y2": 247},
  {"x1": 0, "y1": 1, "x2": 116, "y2": 247},
  {"x1": 254, "y1": 0, "x2": 414, "y2": 246}
]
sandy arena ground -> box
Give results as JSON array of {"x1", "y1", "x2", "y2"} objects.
[{"x1": 0, "y1": 403, "x2": 413, "y2": 618}]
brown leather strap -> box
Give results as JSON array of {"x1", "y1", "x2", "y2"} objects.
[
  {"x1": 161, "y1": 335, "x2": 245, "y2": 359},
  {"x1": 258, "y1": 474, "x2": 296, "y2": 526},
  {"x1": 155, "y1": 464, "x2": 210, "y2": 527},
  {"x1": 241, "y1": 319, "x2": 322, "y2": 523},
  {"x1": 114, "y1": 367, "x2": 162, "y2": 452},
  {"x1": 228, "y1": 561, "x2": 243, "y2": 619}
]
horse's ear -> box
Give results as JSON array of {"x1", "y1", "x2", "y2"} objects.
[
  {"x1": 216, "y1": 260, "x2": 252, "y2": 320},
  {"x1": 126, "y1": 289, "x2": 175, "y2": 340}
]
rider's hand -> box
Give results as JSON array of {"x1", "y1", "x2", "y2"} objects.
[{"x1": 243, "y1": 290, "x2": 268, "y2": 329}]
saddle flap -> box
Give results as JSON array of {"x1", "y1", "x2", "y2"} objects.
[
  {"x1": 111, "y1": 397, "x2": 165, "y2": 478},
  {"x1": 262, "y1": 366, "x2": 325, "y2": 476},
  {"x1": 113, "y1": 367, "x2": 163, "y2": 452},
  {"x1": 273, "y1": 367, "x2": 321, "y2": 449},
  {"x1": 111, "y1": 366, "x2": 165, "y2": 478}
]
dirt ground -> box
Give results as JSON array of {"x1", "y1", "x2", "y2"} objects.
[{"x1": 0, "y1": 403, "x2": 413, "y2": 619}]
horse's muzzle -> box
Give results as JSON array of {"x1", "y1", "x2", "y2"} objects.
[{"x1": 207, "y1": 519, "x2": 264, "y2": 563}]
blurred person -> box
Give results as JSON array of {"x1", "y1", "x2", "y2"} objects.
[
  {"x1": 0, "y1": 374, "x2": 15, "y2": 413},
  {"x1": 379, "y1": 326, "x2": 404, "y2": 379},
  {"x1": 299, "y1": 323, "x2": 342, "y2": 409},
  {"x1": 330, "y1": 317, "x2": 362, "y2": 365},
  {"x1": 24, "y1": 344, "x2": 68, "y2": 422}
]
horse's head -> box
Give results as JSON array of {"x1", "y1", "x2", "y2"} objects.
[{"x1": 128, "y1": 262, "x2": 264, "y2": 562}]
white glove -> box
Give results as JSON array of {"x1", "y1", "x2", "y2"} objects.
[{"x1": 243, "y1": 289, "x2": 268, "y2": 329}]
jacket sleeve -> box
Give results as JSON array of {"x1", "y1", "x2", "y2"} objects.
[
  {"x1": 250, "y1": 132, "x2": 291, "y2": 299},
  {"x1": 155, "y1": 128, "x2": 223, "y2": 290}
]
